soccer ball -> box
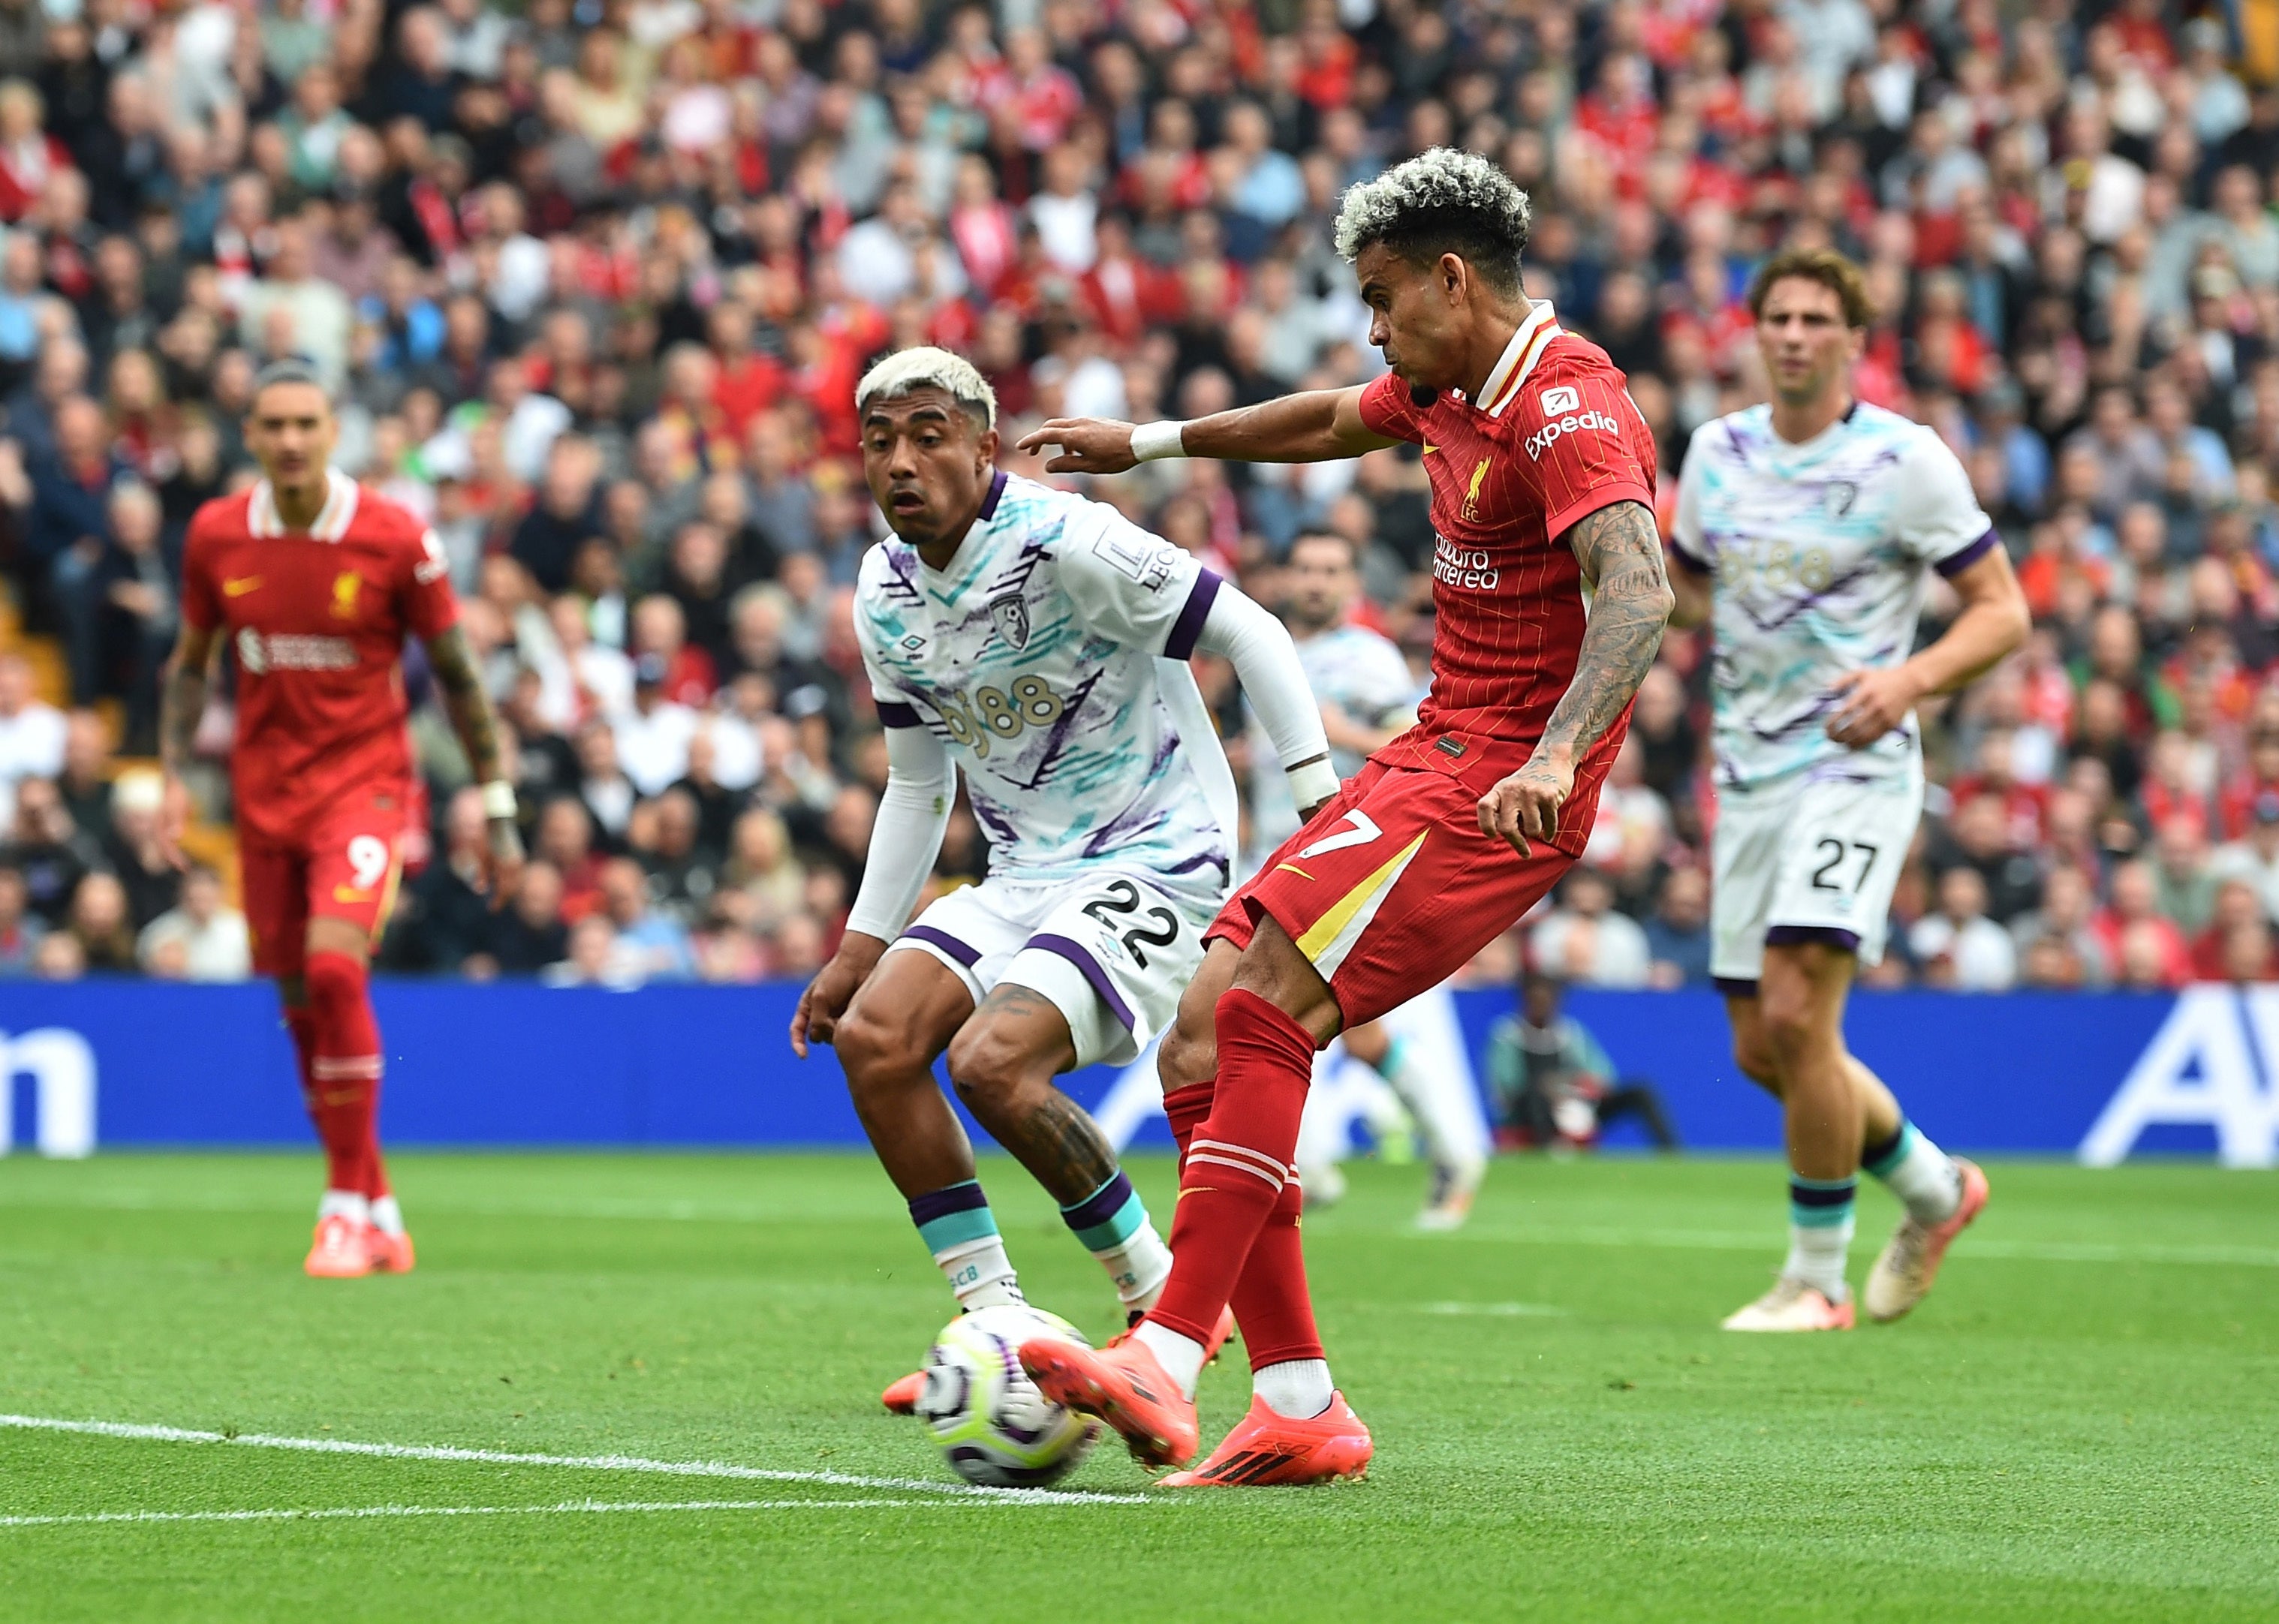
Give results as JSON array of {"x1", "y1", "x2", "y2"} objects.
[{"x1": 915, "y1": 1304, "x2": 1100, "y2": 1488}]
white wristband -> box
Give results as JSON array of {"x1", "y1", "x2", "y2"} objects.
[
  {"x1": 1130, "y1": 420, "x2": 1188, "y2": 462},
  {"x1": 479, "y1": 780, "x2": 518, "y2": 821},
  {"x1": 1287, "y1": 758, "x2": 1341, "y2": 810}
]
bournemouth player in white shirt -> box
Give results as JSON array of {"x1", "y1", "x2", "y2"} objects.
[
  {"x1": 790, "y1": 349, "x2": 1337, "y2": 1408},
  {"x1": 1250, "y1": 531, "x2": 1492, "y2": 1228},
  {"x1": 1667, "y1": 250, "x2": 2030, "y2": 1331}
]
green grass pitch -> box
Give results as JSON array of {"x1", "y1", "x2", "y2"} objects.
[{"x1": 2, "y1": 1150, "x2": 2274, "y2": 1622}]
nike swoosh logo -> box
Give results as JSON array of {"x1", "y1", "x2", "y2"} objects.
[{"x1": 223, "y1": 577, "x2": 263, "y2": 597}]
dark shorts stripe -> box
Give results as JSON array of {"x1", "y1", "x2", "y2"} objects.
[
  {"x1": 1712, "y1": 976, "x2": 1760, "y2": 998},
  {"x1": 1765, "y1": 925, "x2": 1862, "y2": 952},
  {"x1": 1162, "y1": 568, "x2": 1224, "y2": 660},
  {"x1": 1024, "y1": 932, "x2": 1136, "y2": 1030},
  {"x1": 902, "y1": 925, "x2": 982, "y2": 968},
  {"x1": 1667, "y1": 537, "x2": 1712, "y2": 576},
  {"x1": 876, "y1": 699, "x2": 921, "y2": 728}
]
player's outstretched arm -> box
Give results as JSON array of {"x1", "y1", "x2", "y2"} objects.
[
  {"x1": 1826, "y1": 545, "x2": 2029, "y2": 748},
  {"x1": 1478, "y1": 500, "x2": 1674, "y2": 855},
  {"x1": 424, "y1": 624, "x2": 527, "y2": 904},
  {"x1": 155, "y1": 623, "x2": 218, "y2": 871},
  {"x1": 1191, "y1": 584, "x2": 1341, "y2": 822},
  {"x1": 1016, "y1": 386, "x2": 1398, "y2": 474},
  {"x1": 792, "y1": 721, "x2": 953, "y2": 1057}
]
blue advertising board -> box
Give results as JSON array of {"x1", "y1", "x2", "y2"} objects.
[{"x1": 0, "y1": 980, "x2": 2270, "y2": 1164}]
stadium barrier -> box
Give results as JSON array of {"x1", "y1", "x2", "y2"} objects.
[{"x1": 0, "y1": 982, "x2": 2271, "y2": 1165}]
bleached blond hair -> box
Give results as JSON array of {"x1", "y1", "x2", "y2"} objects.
[
  {"x1": 1333, "y1": 148, "x2": 1534, "y2": 293},
  {"x1": 854, "y1": 346, "x2": 998, "y2": 432}
]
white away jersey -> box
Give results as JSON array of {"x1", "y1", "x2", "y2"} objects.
[
  {"x1": 1247, "y1": 622, "x2": 1419, "y2": 864},
  {"x1": 1672, "y1": 402, "x2": 1995, "y2": 791},
  {"x1": 855, "y1": 471, "x2": 1239, "y2": 898}
]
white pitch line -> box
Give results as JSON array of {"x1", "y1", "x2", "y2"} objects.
[
  {"x1": 0, "y1": 1498, "x2": 1014, "y2": 1529},
  {"x1": 1404, "y1": 1225, "x2": 2279, "y2": 1269},
  {"x1": 0, "y1": 1415, "x2": 1145, "y2": 1508},
  {"x1": 1419, "y1": 1301, "x2": 1568, "y2": 1317}
]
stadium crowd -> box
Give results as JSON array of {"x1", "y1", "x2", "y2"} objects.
[{"x1": 0, "y1": 0, "x2": 2276, "y2": 992}]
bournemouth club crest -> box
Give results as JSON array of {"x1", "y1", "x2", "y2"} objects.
[{"x1": 989, "y1": 593, "x2": 1031, "y2": 651}]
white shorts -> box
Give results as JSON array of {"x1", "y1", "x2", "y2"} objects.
[
  {"x1": 1710, "y1": 768, "x2": 1922, "y2": 988},
  {"x1": 889, "y1": 871, "x2": 1215, "y2": 1068}
]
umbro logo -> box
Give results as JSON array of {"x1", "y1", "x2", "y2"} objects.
[{"x1": 899, "y1": 634, "x2": 926, "y2": 652}]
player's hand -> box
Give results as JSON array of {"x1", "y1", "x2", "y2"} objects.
[
  {"x1": 791, "y1": 932, "x2": 888, "y2": 1058},
  {"x1": 1826, "y1": 666, "x2": 1925, "y2": 749},
  {"x1": 158, "y1": 774, "x2": 194, "y2": 871},
  {"x1": 1013, "y1": 418, "x2": 1140, "y2": 475},
  {"x1": 482, "y1": 816, "x2": 526, "y2": 910},
  {"x1": 1478, "y1": 750, "x2": 1574, "y2": 857}
]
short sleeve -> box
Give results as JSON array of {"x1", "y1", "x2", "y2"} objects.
[
  {"x1": 1510, "y1": 363, "x2": 1657, "y2": 543},
  {"x1": 1056, "y1": 504, "x2": 1219, "y2": 657},
  {"x1": 1667, "y1": 428, "x2": 1713, "y2": 576},
  {"x1": 1892, "y1": 432, "x2": 1997, "y2": 576},
  {"x1": 179, "y1": 510, "x2": 220, "y2": 633},
  {"x1": 400, "y1": 525, "x2": 461, "y2": 640},
  {"x1": 1355, "y1": 371, "x2": 1426, "y2": 445}
]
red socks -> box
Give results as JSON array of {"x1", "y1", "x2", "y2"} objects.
[
  {"x1": 1147, "y1": 988, "x2": 1322, "y2": 1362},
  {"x1": 300, "y1": 952, "x2": 389, "y2": 1201}
]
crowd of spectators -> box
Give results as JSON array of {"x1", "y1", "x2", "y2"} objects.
[{"x1": 1, "y1": 0, "x2": 2277, "y2": 993}]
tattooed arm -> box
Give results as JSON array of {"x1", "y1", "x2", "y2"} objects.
[
  {"x1": 1477, "y1": 500, "x2": 1674, "y2": 855},
  {"x1": 155, "y1": 622, "x2": 218, "y2": 870},
  {"x1": 423, "y1": 623, "x2": 526, "y2": 901}
]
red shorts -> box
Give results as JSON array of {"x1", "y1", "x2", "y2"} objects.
[
  {"x1": 240, "y1": 782, "x2": 408, "y2": 980},
  {"x1": 1209, "y1": 745, "x2": 1593, "y2": 1027}
]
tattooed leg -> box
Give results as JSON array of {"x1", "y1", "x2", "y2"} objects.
[
  {"x1": 946, "y1": 983, "x2": 1114, "y2": 1203},
  {"x1": 947, "y1": 982, "x2": 1175, "y2": 1310}
]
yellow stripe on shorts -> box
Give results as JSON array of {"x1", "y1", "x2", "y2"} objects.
[{"x1": 1295, "y1": 832, "x2": 1427, "y2": 962}]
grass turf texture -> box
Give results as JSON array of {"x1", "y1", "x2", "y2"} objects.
[{"x1": 2, "y1": 1153, "x2": 2274, "y2": 1622}]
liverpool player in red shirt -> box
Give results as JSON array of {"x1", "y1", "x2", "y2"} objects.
[
  {"x1": 1013, "y1": 150, "x2": 1674, "y2": 1484},
  {"x1": 158, "y1": 362, "x2": 524, "y2": 1278}
]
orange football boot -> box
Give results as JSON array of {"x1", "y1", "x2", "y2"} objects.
[
  {"x1": 1109, "y1": 1304, "x2": 1238, "y2": 1364},
  {"x1": 881, "y1": 1370, "x2": 926, "y2": 1415},
  {"x1": 364, "y1": 1225, "x2": 417, "y2": 1274},
  {"x1": 890, "y1": 1304, "x2": 1234, "y2": 1417},
  {"x1": 1019, "y1": 1333, "x2": 1198, "y2": 1468},
  {"x1": 1159, "y1": 1391, "x2": 1374, "y2": 1487},
  {"x1": 304, "y1": 1213, "x2": 373, "y2": 1278}
]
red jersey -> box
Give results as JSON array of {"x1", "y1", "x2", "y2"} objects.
[
  {"x1": 1356, "y1": 305, "x2": 1659, "y2": 783},
  {"x1": 180, "y1": 471, "x2": 459, "y2": 845}
]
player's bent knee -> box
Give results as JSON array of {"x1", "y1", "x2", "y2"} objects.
[
  {"x1": 1158, "y1": 988, "x2": 1219, "y2": 1090},
  {"x1": 944, "y1": 1021, "x2": 1047, "y2": 1115},
  {"x1": 301, "y1": 949, "x2": 367, "y2": 1015},
  {"x1": 832, "y1": 1006, "x2": 935, "y2": 1094},
  {"x1": 1733, "y1": 1037, "x2": 1782, "y2": 1091}
]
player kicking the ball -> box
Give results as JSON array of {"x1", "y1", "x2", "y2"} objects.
[
  {"x1": 1013, "y1": 149, "x2": 1672, "y2": 1483},
  {"x1": 790, "y1": 349, "x2": 1335, "y2": 1411},
  {"x1": 1668, "y1": 249, "x2": 2028, "y2": 1331},
  {"x1": 1251, "y1": 531, "x2": 1491, "y2": 1229},
  {"x1": 160, "y1": 361, "x2": 524, "y2": 1277}
]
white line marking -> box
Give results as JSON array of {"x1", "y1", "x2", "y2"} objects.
[
  {"x1": 1418, "y1": 1301, "x2": 1568, "y2": 1317},
  {"x1": 0, "y1": 1415, "x2": 1144, "y2": 1507},
  {"x1": 0, "y1": 1498, "x2": 1016, "y2": 1529},
  {"x1": 10, "y1": 1189, "x2": 2275, "y2": 1268},
  {"x1": 1398, "y1": 1226, "x2": 2279, "y2": 1269}
]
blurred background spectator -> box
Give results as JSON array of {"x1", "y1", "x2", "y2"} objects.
[{"x1": 0, "y1": 0, "x2": 2269, "y2": 997}]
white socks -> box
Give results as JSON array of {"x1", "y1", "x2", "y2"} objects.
[
  {"x1": 1132, "y1": 1322, "x2": 1206, "y2": 1399},
  {"x1": 317, "y1": 1189, "x2": 369, "y2": 1225},
  {"x1": 938, "y1": 1237, "x2": 1025, "y2": 1310},
  {"x1": 1868, "y1": 1123, "x2": 1963, "y2": 1226},
  {"x1": 1253, "y1": 1359, "x2": 1334, "y2": 1419},
  {"x1": 1783, "y1": 1216, "x2": 1855, "y2": 1302},
  {"x1": 1097, "y1": 1223, "x2": 1173, "y2": 1312},
  {"x1": 369, "y1": 1195, "x2": 405, "y2": 1236},
  {"x1": 1130, "y1": 1325, "x2": 1335, "y2": 1418}
]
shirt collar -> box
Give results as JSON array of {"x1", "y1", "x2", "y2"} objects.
[
  {"x1": 249, "y1": 468, "x2": 359, "y2": 541},
  {"x1": 1474, "y1": 299, "x2": 1564, "y2": 418}
]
